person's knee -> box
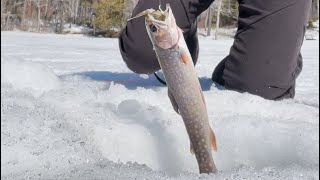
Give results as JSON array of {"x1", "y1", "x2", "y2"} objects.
[
  {"x1": 211, "y1": 59, "x2": 226, "y2": 86},
  {"x1": 216, "y1": 0, "x2": 310, "y2": 100},
  {"x1": 223, "y1": 75, "x2": 296, "y2": 100}
]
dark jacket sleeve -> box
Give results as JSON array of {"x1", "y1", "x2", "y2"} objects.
[
  {"x1": 118, "y1": 0, "x2": 214, "y2": 74},
  {"x1": 181, "y1": 0, "x2": 215, "y2": 22}
]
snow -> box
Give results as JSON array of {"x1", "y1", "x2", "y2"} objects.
[
  {"x1": 62, "y1": 24, "x2": 93, "y2": 34},
  {"x1": 1, "y1": 31, "x2": 319, "y2": 179},
  {"x1": 1, "y1": 58, "x2": 61, "y2": 97}
]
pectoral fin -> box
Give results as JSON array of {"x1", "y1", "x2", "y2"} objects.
[
  {"x1": 210, "y1": 128, "x2": 217, "y2": 152},
  {"x1": 181, "y1": 52, "x2": 189, "y2": 64},
  {"x1": 168, "y1": 90, "x2": 180, "y2": 114},
  {"x1": 190, "y1": 142, "x2": 195, "y2": 155},
  {"x1": 180, "y1": 49, "x2": 189, "y2": 64}
]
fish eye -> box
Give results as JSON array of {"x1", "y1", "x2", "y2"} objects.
[{"x1": 149, "y1": 24, "x2": 158, "y2": 33}]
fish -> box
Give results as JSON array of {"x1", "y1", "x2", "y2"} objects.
[{"x1": 129, "y1": 4, "x2": 218, "y2": 174}]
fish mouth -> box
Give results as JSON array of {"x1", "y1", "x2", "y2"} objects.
[
  {"x1": 145, "y1": 4, "x2": 171, "y2": 30},
  {"x1": 145, "y1": 4, "x2": 179, "y2": 48}
]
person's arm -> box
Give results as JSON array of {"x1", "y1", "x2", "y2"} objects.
[
  {"x1": 119, "y1": 13, "x2": 157, "y2": 74},
  {"x1": 182, "y1": 0, "x2": 215, "y2": 23},
  {"x1": 119, "y1": 0, "x2": 172, "y2": 74},
  {"x1": 118, "y1": 0, "x2": 214, "y2": 74}
]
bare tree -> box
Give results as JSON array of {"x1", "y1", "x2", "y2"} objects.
[
  {"x1": 58, "y1": 0, "x2": 64, "y2": 32},
  {"x1": 44, "y1": 0, "x2": 49, "y2": 20},
  {"x1": 66, "y1": 0, "x2": 80, "y2": 24},
  {"x1": 311, "y1": 0, "x2": 319, "y2": 21},
  {"x1": 317, "y1": 0, "x2": 319, "y2": 19},
  {"x1": 215, "y1": 0, "x2": 222, "y2": 40},
  {"x1": 1, "y1": 0, "x2": 9, "y2": 16},
  {"x1": 22, "y1": 0, "x2": 27, "y2": 27},
  {"x1": 123, "y1": 0, "x2": 139, "y2": 27},
  {"x1": 31, "y1": 0, "x2": 42, "y2": 32},
  {"x1": 206, "y1": 4, "x2": 213, "y2": 36},
  {"x1": 74, "y1": 0, "x2": 79, "y2": 23},
  {"x1": 1, "y1": 0, "x2": 9, "y2": 29},
  {"x1": 200, "y1": 0, "x2": 238, "y2": 37}
]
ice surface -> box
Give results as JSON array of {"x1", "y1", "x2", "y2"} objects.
[
  {"x1": 1, "y1": 31, "x2": 319, "y2": 179},
  {"x1": 1, "y1": 58, "x2": 61, "y2": 97}
]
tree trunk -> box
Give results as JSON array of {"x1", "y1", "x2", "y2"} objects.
[
  {"x1": 203, "y1": 10, "x2": 208, "y2": 31},
  {"x1": 74, "y1": 0, "x2": 79, "y2": 24},
  {"x1": 70, "y1": 0, "x2": 73, "y2": 24},
  {"x1": 84, "y1": 6, "x2": 87, "y2": 23},
  {"x1": 309, "y1": 0, "x2": 319, "y2": 21},
  {"x1": 37, "y1": 3, "x2": 41, "y2": 32},
  {"x1": 313, "y1": 0, "x2": 319, "y2": 20},
  {"x1": 206, "y1": 6, "x2": 213, "y2": 36},
  {"x1": 13, "y1": 0, "x2": 18, "y2": 15},
  {"x1": 123, "y1": 0, "x2": 139, "y2": 28},
  {"x1": 215, "y1": 0, "x2": 222, "y2": 40},
  {"x1": 93, "y1": 15, "x2": 96, "y2": 35},
  {"x1": 317, "y1": 0, "x2": 319, "y2": 19},
  {"x1": 6, "y1": 14, "x2": 10, "y2": 30},
  {"x1": 44, "y1": 0, "x2": 48, "y2": 20},
  {"x1": 22, "y1": 0, "x2": 27, "y2": 27},
  {"x1": 59, "y1": 0, "x2": 63, "y2": 33},
  {"x1": 79, "y1": 6, "x2": 83, "y2": 24}
]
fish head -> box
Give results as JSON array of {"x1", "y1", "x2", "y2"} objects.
[{"x1": 145, "y1": 4, "x2": 180, "y2": 49}]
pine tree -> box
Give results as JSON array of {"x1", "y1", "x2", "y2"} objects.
[{"x1": 92, "y1": 0, "x2": 123, "y2": 30}]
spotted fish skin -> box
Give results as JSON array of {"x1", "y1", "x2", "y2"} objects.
[
  {"x1": 153, "y1": 41, "x2": 217, "y2": 174},
  {"x1": 141, "y1": 4, "x2": 218, "y2": 174}
]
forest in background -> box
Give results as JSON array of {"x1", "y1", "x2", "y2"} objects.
[{"x1": 1, "y1": 0, "x2": 319, "y2": 38}]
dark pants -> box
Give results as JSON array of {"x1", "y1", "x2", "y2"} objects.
[
  {"x1": 212, "y1": 0, "x2": 312, "y2": 100},
  {"x1": 119, "y1": 0, "x2": 312, "y2": 100}
]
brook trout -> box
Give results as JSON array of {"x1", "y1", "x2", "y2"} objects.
[{"x1": 130, "y1": 4, "x2": 218, "y2": 174}]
